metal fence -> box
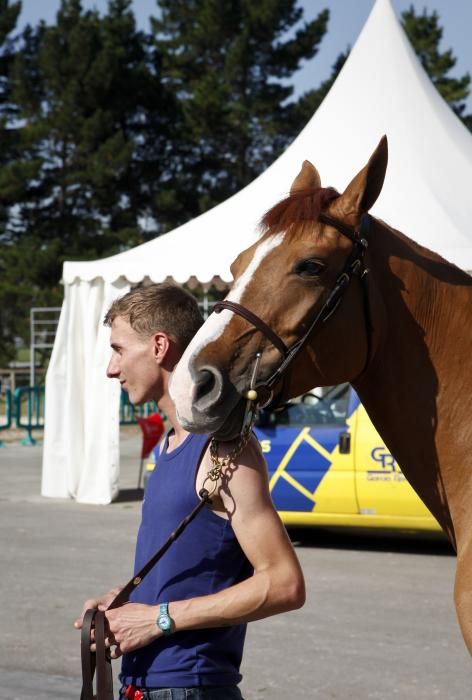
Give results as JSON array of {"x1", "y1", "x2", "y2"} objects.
[
  {"x1": 0, "y1": 387, "x2": 161, "y2": 446},
  {"x1": 14, "y1": 386, "x2": 45, "y2": 445},
  {"x1": 119, "y1": 391, "x2": 160, "y2": 424},
  {"x1": 30, "y1": 307, "x2": 61, "y2": 387},
  {"x1": 0, "y1": 389, "x2": 13, "y2": 447}
]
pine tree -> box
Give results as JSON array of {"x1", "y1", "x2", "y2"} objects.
[
  {"x1": 402, "y1": 5, "x2": 471, "y2": 131},
  {"x1": 0, "y1": 0, "x2": 173, "y2": 364},
  {"x1": 0, "y1": 0, "x2": 21, "y2": 229},
  {"x1": 8, "y1": 0, "x2": 174, "y2": 249},
  {"x1": 81, "y1": 0, "x2": 174, "y2": 243},
  {"x1": 0, "y1": 0, "x2": 22, "y2": 364},
  {"x1": 150, "y1": 0, "x2": 331, "y2": 227},
  {"x1": 0, "y1": 0, "x2": 21, "y2": 136},
  {"x1": 10, "y1": 1, "x2": 131, "y2": 253}
]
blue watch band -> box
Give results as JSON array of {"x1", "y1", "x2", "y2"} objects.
[{"x1": 156, "y1": 602, "x2": 174, "y2": 635}]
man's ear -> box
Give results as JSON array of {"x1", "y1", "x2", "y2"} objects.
[
  {"x1": 290, "y1": 160, "x2": 321, "y2": 194},
  {"x1": 153, "y1": 332, "x2": 171, "y2": 363},
  {"x1": 337, "y1": 135, "x2": 388, "y2": 217}
]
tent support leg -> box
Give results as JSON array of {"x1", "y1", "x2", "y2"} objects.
[{"x1": 137, "y1": 457, "x2": 144, "y2": 490}]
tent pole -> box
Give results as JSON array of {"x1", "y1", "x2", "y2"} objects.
[{"x1": 138, "y1": 457, "x2": 144, "y2": 490}]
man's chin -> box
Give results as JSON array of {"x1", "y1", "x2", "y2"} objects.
[{"x1": 126, "y1": 392, "x2": 142, "y2": 407}]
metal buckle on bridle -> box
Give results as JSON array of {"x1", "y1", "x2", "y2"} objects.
[
  {"x1": 350, "y1": 260, "x2": 362, "y2": 275},
  {"x1": 336, "y1": 271, "x2": 351, "y2": 286}
]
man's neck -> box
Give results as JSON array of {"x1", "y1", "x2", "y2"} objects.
[{"x1": 158, "y1": 391, "x2": 189, "y2": 449}]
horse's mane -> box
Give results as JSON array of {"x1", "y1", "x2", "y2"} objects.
[{"x1": 260, "y1": 186, "x2": 340, "y2": 239}]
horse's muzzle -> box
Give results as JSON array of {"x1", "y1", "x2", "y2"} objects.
[{"x1": 176, "y1": 362, "x2": 246, "y2": 439}]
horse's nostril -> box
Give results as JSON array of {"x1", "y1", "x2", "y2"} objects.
[
  {"x1": 193, "y1": 366, "x2": 224, "y2": 411},
  {"x1": 195, "y1": 369, "x2": 215, "y2": 401}
]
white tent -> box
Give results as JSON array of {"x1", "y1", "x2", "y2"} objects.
[{"x1": 42, "y1": 0, "x2": 472, "y2": 504}]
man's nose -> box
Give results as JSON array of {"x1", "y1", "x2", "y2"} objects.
[{"x1": 106, "y1": 355, "x2": 119, "y2": 378}]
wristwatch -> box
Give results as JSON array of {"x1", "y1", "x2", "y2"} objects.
[{"x1": 156, "y1": 602, "x2": 174, "y2": 635}]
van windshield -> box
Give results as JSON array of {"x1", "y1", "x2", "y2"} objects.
[{"x1": 258, "y1": 383, "x2": 350, "y2": 428}]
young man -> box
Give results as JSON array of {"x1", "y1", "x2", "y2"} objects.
[{"x1": 75, "y1": 283, "x2": 305, "y2": 700}]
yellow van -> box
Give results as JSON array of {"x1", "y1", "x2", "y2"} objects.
[{"x1": 254, "y1": 384, "x2": 441, "y2": 533}]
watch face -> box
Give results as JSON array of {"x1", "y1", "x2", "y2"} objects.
[{"x1": 159, "y1": 615, "x2": 171, "y2": 631}]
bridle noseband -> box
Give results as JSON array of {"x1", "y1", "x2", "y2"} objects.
[{"x1": 213, "y1": 213, "x2": 373, "y2": 408}]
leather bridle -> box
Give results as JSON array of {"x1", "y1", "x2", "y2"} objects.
[{"x1": 214, "y1": 213, "x2": 373, "y2": 408}]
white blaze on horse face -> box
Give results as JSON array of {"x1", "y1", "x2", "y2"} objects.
[{"x1": 170, "y1": 232, "x2": 286, "y2": 423}]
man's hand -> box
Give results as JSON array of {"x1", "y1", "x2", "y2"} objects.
[
  {"x1": 73, "y1": 586, "x2": 123, "y2": 630},
  {"x1": 104, "y1": 603, "x2": 160, "y2": 658}
]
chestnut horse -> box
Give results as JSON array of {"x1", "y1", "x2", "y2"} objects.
[{"x1": 170, "y1": 136, "x2": 472, "y2": 652}]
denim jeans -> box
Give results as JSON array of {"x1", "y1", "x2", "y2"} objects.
[{"x1": 119, "y1": 686, "x2": 244, "y2": 700}]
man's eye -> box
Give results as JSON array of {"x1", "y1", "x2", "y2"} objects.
[{"x1": 294, "y1": 259, "x2": 325, "y2": 278}]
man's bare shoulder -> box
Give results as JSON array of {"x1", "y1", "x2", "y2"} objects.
[
  {"x1": 195, "y1": 433, "x2": 271, "y2": 518},
  {"x1": 199, "y1": 433, "x2": 267, "y2": 480}
]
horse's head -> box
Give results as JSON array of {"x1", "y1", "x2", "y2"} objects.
[{"x1": 170, "y1": 136, "x2": 388, "y2": 439}]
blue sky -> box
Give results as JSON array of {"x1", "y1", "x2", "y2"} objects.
[{"x1": 18, "y1": 0, "x2": 472, "y2": 111}]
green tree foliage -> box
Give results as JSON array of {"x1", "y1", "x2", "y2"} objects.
[
  {"x1": 8, "y1": 0, "x2": 158, "y2": 253},
  {"x1": 0, "y1": 0, "x2": 21, "y2": 227},
  {"x1": 0, "y1": 0, "x2": 21, "y2": 364},
  {"x1": 0, "y1": 0, "x2": 173, "y2": 364},
  {"x1": 402, "y1": 5, "x2": 472, "y2": 131},
  {"x1": 150, "y1": 0, "x2": 331, "y2": 226}
]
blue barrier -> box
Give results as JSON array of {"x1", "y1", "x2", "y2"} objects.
[
  {"x1": 15, "y1": 386, "x2": 45, "y2": 445},
  {"x1": 0, "y1": 389, "x2": 13, "y2": 447},
  {"x1": 120, "y1": 390, "x2": 162, "y2": 424}
]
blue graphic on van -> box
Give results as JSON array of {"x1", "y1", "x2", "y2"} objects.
[{"x1": 255, "y1": 383, "x2": 357, "y2": 513}]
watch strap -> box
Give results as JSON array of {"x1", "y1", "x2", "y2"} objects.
[{"x1": 156, "y1": 601, "x2": 174, "y2": 635}]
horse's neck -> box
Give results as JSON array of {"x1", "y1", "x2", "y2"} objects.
[{"x1": 353, "y1": 221, "x2": 472, "y2": 543}]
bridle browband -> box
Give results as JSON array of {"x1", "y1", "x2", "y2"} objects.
[{"x1": 213, "y1": 212, "x2": 373, "y2": 408}]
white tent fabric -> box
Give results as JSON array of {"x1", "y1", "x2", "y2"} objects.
[{"x1": 42, "y1": 0, "x2": 472, "y2": 503}]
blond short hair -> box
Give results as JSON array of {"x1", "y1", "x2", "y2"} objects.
[{"x1": 104, "y1": 283, "x2": 203, "y2": 353}]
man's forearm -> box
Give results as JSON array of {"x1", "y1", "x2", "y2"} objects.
[{"x1": 169, "y1": 566, "x2": 305, "y2": 632}]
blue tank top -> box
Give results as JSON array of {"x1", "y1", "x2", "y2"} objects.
[{"x1": 120, "y1": 431, "x2": 253, "y2": 688}]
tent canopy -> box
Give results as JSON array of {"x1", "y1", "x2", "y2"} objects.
[{"x1": 43, "y1": 0, "x2": 472, "y2": 504}]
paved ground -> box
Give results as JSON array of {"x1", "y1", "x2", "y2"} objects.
[{"x1": 0, "y1": 434, "x2": 471, "y2": 700}]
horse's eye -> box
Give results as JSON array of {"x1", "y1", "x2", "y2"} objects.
[{"x1": 294, "y1": 259, "x2": 325, "y2": 278}]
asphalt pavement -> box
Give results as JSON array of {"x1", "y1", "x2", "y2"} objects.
[{"x1": 0, "y1": 431, "x2": 471, "y2": 700}]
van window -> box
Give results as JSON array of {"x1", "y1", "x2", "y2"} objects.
[{"x1": 265, "y1": 384, "x2": 350, "y2": 427}]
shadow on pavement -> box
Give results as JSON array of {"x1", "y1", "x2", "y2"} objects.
[
  {"x1": 113, "y1": 487, "x2": 144, "y2": 503},
  {"x1": 288, "y1": 526, "x2": 455, "y2": 556}
]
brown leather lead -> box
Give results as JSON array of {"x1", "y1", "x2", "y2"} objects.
[
  {"x1": 95, "y1": 612, "x2": 113, "y2": 700},
  {"x1": 81, "y1": 608, "x2": 113, "y2": 700}
]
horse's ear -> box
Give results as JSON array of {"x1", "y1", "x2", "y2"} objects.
[
  {"x1": 339, "y1": 136, "x2": 388, "y2": 216},
  {"x1": 290, "y1": 160, "x2": 321, "y2": 194}
]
